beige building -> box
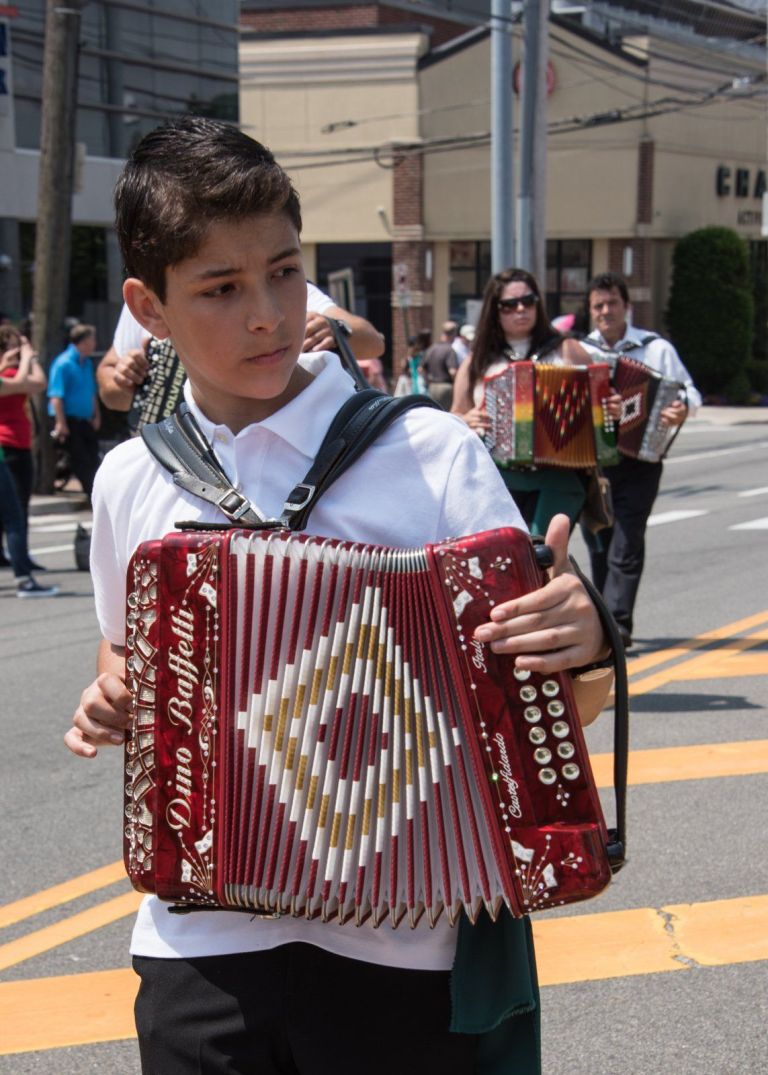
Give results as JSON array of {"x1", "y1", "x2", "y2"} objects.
[{"x1": 240, "y1": 2, "x2": 766, "y2": 371}]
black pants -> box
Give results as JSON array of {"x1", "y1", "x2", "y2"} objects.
[
  {"x1": 64, "y1": 416, "x2": 100, "y2": 499},
  {"x1": 134, "y1": 944, "x2": 478, "y2": 1075},
  {"x1": 581, "y1": 455, "x2": 663, "y2": 637},
  {"x1": 0, "y1": 445, "x2": 34, "y2": 554}
]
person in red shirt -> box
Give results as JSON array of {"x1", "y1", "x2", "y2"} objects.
[{"x1": 0, "y1": 325, "x2": 48, "y2": 570}]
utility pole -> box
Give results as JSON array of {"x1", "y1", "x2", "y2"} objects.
[
  {"x1": 517, "y1": 0, "x2": 549, "y2": 282},
  {"x1": 31, "y1": 0, "x2": 84, "y2": 492},
  {"x1": 490, "y1": 0, "x2": 515, "y2": 272}
]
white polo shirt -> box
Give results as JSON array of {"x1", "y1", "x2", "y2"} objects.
[{"x1": 91, "y1": 352, "x2": 526, "y2": 969}]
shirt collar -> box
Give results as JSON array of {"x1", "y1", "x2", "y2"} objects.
[
  {"x1": 589, "y1": 322, "x2": 640, "y2": 352},
  {"x1": 182, "y1": 351, "x2": 356, "y2": 460}
]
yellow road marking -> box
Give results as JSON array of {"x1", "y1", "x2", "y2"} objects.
[
  {"x1": 0, "y1": 862, "x2": 128, "y2": 930},
  {"x1": 625, "y1": 609, "x2": 768, "y2": 678},
  {"x1": 0, "y1": 970, "x2": 137, "y2": 1055},
  {"x1": 629, "y1": 627, "x2": 767, "y2": 695},
  {"x1": 0, "y1": 892, "x2": 141, "y2": 973},
  {"x1": 590, "y1": 739, "x2": 768, "y2": 787},
  {"x1": 2, "y1": 893, "x2": 767, "y2": 1053},
  {"x1": 534, "y1": 893, "x2": 768, "y2": 986}
]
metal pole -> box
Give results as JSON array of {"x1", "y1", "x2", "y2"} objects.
[
  {"x1": 491, "y1": 0, "x2": 515, "y2": 272},
  {"x1": 517, "y1": 0, "x2": 540, "y2": 274},
  {"x1": 31, "y1": 0, "x2": 84, "y2": 491}
]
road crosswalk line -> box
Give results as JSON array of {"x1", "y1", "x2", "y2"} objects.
[{"x1": 2, "y1": 894, "x2": 767, "y2": 1054}]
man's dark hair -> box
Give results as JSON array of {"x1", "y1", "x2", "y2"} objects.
[
  {"x1": 586, "y1": 272, "x2": 629, "y2": 305},
  {"x1": 70, "y1": 323, "x2": 96, "y2": 345},
  {"x1": 115, "y1": 116, "x2": 303, "y2": 301}
]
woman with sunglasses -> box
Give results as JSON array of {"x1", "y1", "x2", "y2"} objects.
[{"x1": 452, "y1": 267, "x2": 609, "y2": 536}]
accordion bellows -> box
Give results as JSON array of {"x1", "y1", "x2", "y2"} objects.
[
  {"x1": 125, "y1": 528, "x2": 612, "y2": 928},
  {"x1": 483, "y1": 361, "x2": 618, "y2": 469},
  {"x1": 611, "y1": 355, "x2": 685, "y2": 462}
]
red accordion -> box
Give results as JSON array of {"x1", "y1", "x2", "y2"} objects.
[
  {"x1": 611, "y1": 356, "x2": 685, "y2": 462},
  {"x1": 124, "y1": 527, "x2": 613, "y2": 927}
]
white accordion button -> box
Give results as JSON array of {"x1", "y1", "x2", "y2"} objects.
[
  {"x1": 557, "y1": 742, "x2": 575, "y2": 759},
  {"x1": 513, "y1": 667, "x2": 532, "y2": 682},
  {"x1": 533, "y1": 747, "x2": 552, "y2": 765},
  {"x1": 529, "y1": 726, "x2": 547, "y2": 745},
  {"x1": 520, "y1": 685, "x2": 538, "y2": 702},
  {"x1": 562, "y1": 763, "x2": 581, "y2": 781},
  {"x1": 523, "y1": 706, "x2": 542, "y2": 723},
  {"x1": 551, "y1": 721, "x2": 570, "y2": 738},
  {"x1": 541, "y1": 680, "x2": 560, "y2": 697},
  {"x1": 538, "y1": 768, "x2": 557, "y2": 785},
  {"x1": 547, "y1": 700, "x2": 565, "y2": 717}
]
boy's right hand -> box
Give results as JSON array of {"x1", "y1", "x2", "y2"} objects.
[
  {"x1": 112, "y1": 346, "x2": 150, "y2": 390},
  {"x1": 64, "y1": 673, "x2": 132, "y2": 758}
]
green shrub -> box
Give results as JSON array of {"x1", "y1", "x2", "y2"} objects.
[
  {"x1": 745, "y1": 358, "x2": 768, "y2": 395},
  {"x1": 667, "y1": 227, "x2": 754, "y2": 395}
]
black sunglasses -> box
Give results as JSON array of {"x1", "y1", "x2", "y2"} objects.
[{"x1": 498, "y1": 294, "x2": 537, "y2": 311}]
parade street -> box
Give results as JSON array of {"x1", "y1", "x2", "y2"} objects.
[{"x1": 1, "y1": 406, "x2": 767, "y2": 1074}]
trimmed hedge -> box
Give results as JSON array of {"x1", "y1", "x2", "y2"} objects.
[{"x1": 667, "y1": 227, "x2": 754, "y2": 396}]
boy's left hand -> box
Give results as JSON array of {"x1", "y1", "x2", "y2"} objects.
[
  {"x1": 473, "y1": 514, "x2": 609, "y2": 674},
  {"x1": 304, "y1": 312, "x2": 335, "y2": 353}
]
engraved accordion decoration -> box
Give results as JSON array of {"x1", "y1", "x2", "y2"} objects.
[
  {"x1": 127, "y1": 337, "x2": 186, "y2": 433},
  {"x1": 610, "y1": 356, "x2": 685, "y2": 462},
  {"x1": 124, "y1": 527, "x2": 613, "y2": 927},
  {"x1": 483, "y1": 361, "x2": 618, "y2": 469}
]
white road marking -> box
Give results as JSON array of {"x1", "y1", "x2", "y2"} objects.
[
  {"x1": 665, "y1": 444, "x2": 767, "y2": 465},
  {"x1": 729, "y1": 517, "x2": 768, "y2": 531},
  {"x1": 27, "y1": 544, "x2": 78, "y2": 556},
  {"x1": 738, "y1": 487, "x2": 768, "y2": 498},
  {"x1": 647, "y1": 509, "x2": 708, "y2": 527},
  {"x1": 27, "y1": 522, "x2": 80, "y2": 534},
  {"x1": 29, "y1": 513, "x2": 90, "y2": 526}
]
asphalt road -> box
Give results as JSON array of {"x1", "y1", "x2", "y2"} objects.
[{"x1": 1, "y1": 406, "x2": 766, "y2": 1073}]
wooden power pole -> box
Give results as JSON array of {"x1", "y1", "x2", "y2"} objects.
[{"x1": 31, "y1": 0, "x2": 84, "y2": 492}]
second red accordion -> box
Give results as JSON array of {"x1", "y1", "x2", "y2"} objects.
[{"x1": 124, "y1": 527, "x2": 613, "y2": 927}]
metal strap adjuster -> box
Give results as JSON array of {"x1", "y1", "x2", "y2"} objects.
[
  {"x1": 283, "y1": 482, "x2": 316, "y2": 513},
  {"x1": 217, "y1": 489, "x2": 254, "y2": 522}
]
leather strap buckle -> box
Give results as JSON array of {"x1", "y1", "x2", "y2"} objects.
[
  {"x1": 283, "y1": 482, "x2": 316, "y2": 513},
  {"x1": 217, "y1": 490, "x2": 253, "y2": 522}
]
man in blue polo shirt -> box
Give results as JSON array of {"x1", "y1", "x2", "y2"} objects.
[{"x1": 48, "y1": 323, "x2": 100, "y2": 502}]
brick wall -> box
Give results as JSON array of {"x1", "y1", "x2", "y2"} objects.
[{"x1": 240, "y1": 3, "x2": 467, "y2": 43}]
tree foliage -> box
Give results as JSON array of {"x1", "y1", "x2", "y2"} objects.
[{"x1": 667, "y1": 227, "x2": 754, "y2": 397}]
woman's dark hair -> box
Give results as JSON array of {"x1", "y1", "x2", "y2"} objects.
[
  {"x1": 468, "y1": 267, "x2": 559, "y2": 391},
  {"x1": 0, "y1": 324, "x2": 21, "y2": 353},
  {"x1": 114, "y1": 116, "x2": 303, "y2": 301}
]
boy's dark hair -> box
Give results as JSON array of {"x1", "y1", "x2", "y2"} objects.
[
  {"x1": 115, "y1": 117, "x2": 303, "y2": 301},
  {"x1": 586, "y1": 272, "x2": 629, "y2": 304}
]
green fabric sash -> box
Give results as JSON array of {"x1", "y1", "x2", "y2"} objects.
[{"x1": 450, "y1": 910, "x2": 541, "y2": 1074}]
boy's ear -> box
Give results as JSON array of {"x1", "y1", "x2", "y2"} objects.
[{"x1": 123, "y1": 278, "x2": 172, "y2": 341}]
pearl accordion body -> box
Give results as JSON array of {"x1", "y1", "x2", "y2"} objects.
[
  {"x1": 483, "y1": 361, "x2": 618, "y2": 470},
  {"x1": 610, "y1": 355, "x2": 685, "y2": 462},
  {"x1": 124, "y1": 527, "x2": 613, "y2": 927},
  {"x1": 127, "y1": 337, "x2": 186, "y2": 433}
]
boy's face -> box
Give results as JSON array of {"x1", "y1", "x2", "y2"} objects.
[{"x1": 125, "y1": 211, "x2": 308, "y2": 431}]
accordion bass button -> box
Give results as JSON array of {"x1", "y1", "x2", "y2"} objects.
[
  {"x1": 551, "y1": 721, "x2": 570, "y2": 738},
  {"x1": 523, "y1": 706, "x2": 542, "y2": 723},
  {"x1": 533, "y1": 747, "x2": 552, "y2": 765},
  {"x1": 562, "y1": 763, "x2": 581, "y2": 781},
  {"x1": 513, "y1": 667, "x2": 532, "y2": 682},
  {"x1": 557, "y1": 741, "x2": 575, "y2": 760},
  {"x1": 528, "y1": 726, "x2": 547, "y2": 745},
  {"x1": 541, "y1": 680, "x2": 560, "y2": 697},
  {"x1": 520, "y1": 685, "x2": 538, "y2": 702},
  {"x1": 547, "y1": 700, "x2": 565, "y2": 717},
  {"x1": 538, "y1": 768, "x2": 557, "y2": 785}
]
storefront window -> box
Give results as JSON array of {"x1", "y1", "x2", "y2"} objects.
[
  {"x1": 545, "y1": 239, "x2": 592, "y2": 324},
  {"x1": 449, "y1": 240, "x2": 490, "y2": 325}
]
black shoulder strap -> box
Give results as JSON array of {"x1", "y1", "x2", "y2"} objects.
[
  {"x1": 568, "y1": 555, "x2": 629, "y2": 873},
  {"x1": 141, "y1": 392, "x2": 441, "y2": 531}
]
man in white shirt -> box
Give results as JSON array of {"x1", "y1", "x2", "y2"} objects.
[{"x1": 580, "y1": 272, "x2": 703, "y2": 647}]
